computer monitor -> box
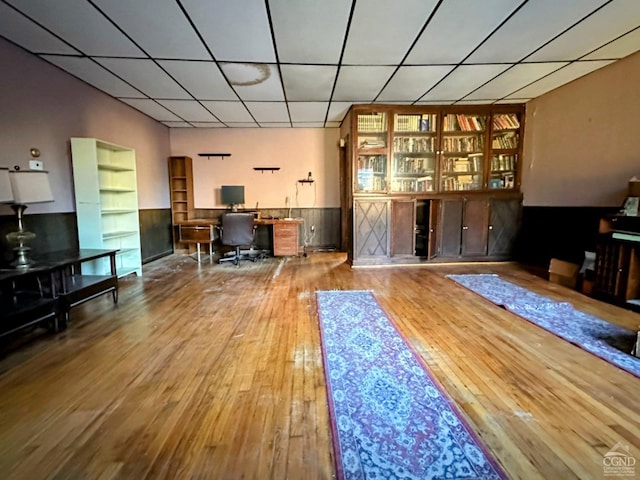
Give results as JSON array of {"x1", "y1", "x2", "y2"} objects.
[{"x1": 221, "y1": 185, "x2": 245, "y2": 211}]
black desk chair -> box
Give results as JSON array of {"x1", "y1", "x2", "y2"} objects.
[{"x1": 217, "y1": 212, "x2": 259, "y2": 265}]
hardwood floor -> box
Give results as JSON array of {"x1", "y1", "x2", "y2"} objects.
[{"x1": 0, "y1": 252, "x2": 639, "y2": 479}]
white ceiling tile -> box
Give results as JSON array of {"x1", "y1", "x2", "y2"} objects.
[
  {"x1": 292, "y1": 123, "x2": 325, "y2": 128},
  {"x1": 464, "y1": 63, "x2": 568, "y2": 100},
  {"x1": 190, "y1": 122, "x2": 226, "y2": 128},
  {"x1": 406, "y1": 0, "x2": 522, "y2": 64},
  {"x1": 244, "y1": 102, "x2": 290, "y2": 122},
  {"x1": 414, "y1": 100, "x2": 456, "y2": 105},
  {"x1": 466, "y1": 0, "x2": 608, "y2": 63},
  {"x1": 180, "y1": 0, "x2": 275, "y2": 62},
  {"x1": 163, "y1": 121, "x2": 192, "y2": 127},
  {"x1": 456, "y1": 100, "x2": 495, "y2": 105},
  {"x1": 377, "y1": 66, "x2": 454, "y2": 101},
  {"x1": 333, "y1": 66, "x2": 396, "y2": 101},
  {"x1": 288, "y1": 102, "x2": 329, "y2": 122},
  {"x1": 527, "y1": 0, "x2": 640, "y2": 62},
  {"x1": 280, "y1": 65, "x2": 338, "y2": 101},
  {"x1": 119, "y1": 98, "x2": 183, "y2": 121},
  {"x1": 0, "y1": 3, "x2": 79, "y2": 54},
  {"x1": 41, "y1": 55, "x2": 145, "y2": 98},
  {"x1": 201, "y1": 101, "x2": 254, "y2": 122},
  {"x1": 327, "y1": 102, "x2": 353, "y2": 122},
  {"x1": 156, "y1": 100, "x2": 219, "y2": 122},
  {"x1": 258, "y1": 123, "x2": 292, "y2": 128},
  {"x1": 95, "y1": 58, "x2": 190, "y2": 99},
  {"x1": 92, "y1": 0, "x2": 209, "y2": 60},
  {"x1": 495, "y1": 98, "x2": 532, "y2": 104},
  {"x1": 325, "y1": 122, "x2": 341, "y2": 128},
  {"x1": 220, "y1": 63, "x2": 284, "y2": 101},
  {"x1": 225, "y1": 122, "x2": 259, "y2": 128},
  {"x1": 506, "y1": 60, "x2": 614, "y2": 99},
  {"x1": 157, "y1": 60, "x2": 237, "y2": 100},
  {"x1": 421, "y1": 65, "x2": 511, "y2": 101},
  {"x1": 5, "y1": 0, "x2": 144, "y2": 57},
  {"x1": 343, "y1": 0, "x2": 439, "y2": 64},
  {"x1": 270, "y1": 0, "x2": 351, "y2": 63},
  {"x1": 583, "y1": 27, "x2": 640, "y2": 60}
]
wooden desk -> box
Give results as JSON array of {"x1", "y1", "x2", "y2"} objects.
[
  {"x1": 177, "y1": 222, "x2": 215, "y2": 263},
  {"x1": 175, "y1": 218, "x2": 303, "y2": 257},
  {"x1": 257, "y1": 218, "x2": 303, "y2": 256}
]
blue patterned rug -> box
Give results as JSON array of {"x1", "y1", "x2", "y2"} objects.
[
  {"x1": 316, "y1": 290, "x2": 507, "y2": 480},
  {"x1": 447, "y1": 274, "x2": 640, "y2": 378}
]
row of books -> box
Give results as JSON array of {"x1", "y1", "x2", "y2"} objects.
[
  {"x1": 393, "y1": 136, "x2": 435, "y2": 153},
  {"x1": 442, "y1": 136, "x2": 484, "y2": 152},
  {"x1": 443, "y1": 156, "x2": 482, "y2": 173},
  {"x1": 441, "y1": 175, "x2": 482, "y2": 191},
  {"x1": 390, "y1": 178, "x2": 434, "y2": 193},
  {"x1": 357, "y1": 170, "x2": 386, "y2": 191},
  {"x1": 492, "y1": 131, "x2": 519, "y2": 149},
  {"x1": 394, "y1": 114, "x2": 436, "y2": 132},
  {"x1": 443, "y1": 114, "x2": 486, "y2": 132},
  {"x1": 489, "y1": 174, "x2": 515, "y2": 189},
  {"x1": 491, "y1": 155, "x2": 516, "y2": 172},
  {"x1": 393, "y1": 156, "x2": 435, "y2": 174},
  {"x1": 357, "y1": 114, "x2": 386, "y2": 132},
  {"x1": 357, "y1": 155, "x2": 386, "y2": 173},
  {"x1": 492, "y1": 114, "x2": 520, "y2": 130}
]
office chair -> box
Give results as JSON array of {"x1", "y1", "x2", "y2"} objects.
[{"x1": 217, "y1": 212, "x2": 259, "y2": 265}]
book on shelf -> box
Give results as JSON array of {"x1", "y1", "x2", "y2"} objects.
[
  {"x1": 358, "y1": 113, "x2": 386, "y2": 132},
  {"x1": 492, "y1": 113, "x2": 520, "y2": 130}
]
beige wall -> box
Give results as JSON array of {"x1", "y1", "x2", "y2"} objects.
[
  {"x1": 523, "y1": 50, "x2": 640, "y2": 207},
  {"x1": 170, "y1": 128, "x2": 341, "y2": 209},
  {"x1": 0, "y1": 39, "x2": 171, "y2": 215}
]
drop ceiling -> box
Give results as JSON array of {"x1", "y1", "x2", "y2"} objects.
[{"x1": 1, "y1": 0, "x2": 639, "y2": 128}]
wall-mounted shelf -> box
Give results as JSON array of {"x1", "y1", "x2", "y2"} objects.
[
  {"x1": 298, "y1": 171, "x2": 314, "y2": 184},
  {"x1": 254, "y1": 167, "x2": 280, "y2": 173},
  {"x1": 198, "y1": 153, "x2": 231, "y2": 160}
]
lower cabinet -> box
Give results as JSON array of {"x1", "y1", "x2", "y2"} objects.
[{"x1": 351, "y1": 194, "x2": 521, "y2": 265}]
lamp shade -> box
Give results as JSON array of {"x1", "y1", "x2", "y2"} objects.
[
  {"x1": 0, "y1": 168, "x2": 13, "y2": 203},
  {"x1": 9, "y1": 170, "x2": 54, "y2": 204}
]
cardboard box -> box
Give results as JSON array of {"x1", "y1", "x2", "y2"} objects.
[{"x1": 548, "y1": 258, "x2": 580, "y2": 289}]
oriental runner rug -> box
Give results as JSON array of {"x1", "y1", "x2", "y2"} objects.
[
  {"x1": 316, "y1": 290, "x2": 507, "y2": 480},
  {"x1": 447, "y1": 274, "x2": 640, "y2": 378}
]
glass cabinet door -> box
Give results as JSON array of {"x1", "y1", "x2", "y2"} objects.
[
  {"x1": 440, "y1": 113, "x2": 486, "y2": 192},
  {"x1": 356, "y1": 112, "x2": 388, "y2": 192},
  {"x1": 391, "y1": 113, "x2": 437, "y2": 193},
  {"x1": 489, "y1": 113, "x2": 521, "y2": 190}
]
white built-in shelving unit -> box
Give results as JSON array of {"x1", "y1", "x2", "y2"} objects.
[{"x1": 71, "y1": 138, "x2": 142, "y2": 277}]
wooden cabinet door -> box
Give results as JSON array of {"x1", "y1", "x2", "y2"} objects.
[
  {"x1": 461, "y1": 199, "x2": 489, "y2": 257},
  {"x1": 391, "y1": 199, "x2": 416, "y2": 256},
  {"x1": 354, "y1": 199, "x2": 389, "y2": 259},
  {"x1": 488, "y1": 198, "x2": 521, "y2": 258},
  {"x1": 428, "y1": 200, "x2": 440, "y2": 259},
  {"x1": 439, "y1": 199, "x2": 463, "y2": 257}
]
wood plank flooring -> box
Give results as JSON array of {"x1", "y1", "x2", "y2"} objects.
[{"x1": 0, "y1": 253, "x2": 639, "y2": 479}]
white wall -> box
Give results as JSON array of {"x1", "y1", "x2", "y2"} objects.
[
  {"x1": 170, "y1": 127, "x2": 341, "y2": 209},
  {"x1": 522, "y1": 50, "x2": 640, "y2": 207},
  {"x1": 0, "y1": 38, "x2": 171, "y2": 215}
]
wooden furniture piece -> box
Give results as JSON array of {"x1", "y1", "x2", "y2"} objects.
[
  {"x1": 71, "y1": 138, "x2": 142, "y2": 277},
  {"x1": 169, "y1": 156, "x2": 195, "y2": 251},
  {"x1": 0, "y1": 249, "x2": 118, "y2": 338},
  {"x1": 340, "y1": 104, "x2": 524, "y2": 266},
  {"x1": 175, "y1": 217, "x2": 303, "y2": 258},
  {"x1": 177, "y1": 222, "x2": 215, "y2": 263},
  {"x1": 594, "y1": 214, "x2": 640, "y2": 311}
]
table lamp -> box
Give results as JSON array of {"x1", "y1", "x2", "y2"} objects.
[{"x1": 6, "y1": 169, "x2": 54, "y2": 268}]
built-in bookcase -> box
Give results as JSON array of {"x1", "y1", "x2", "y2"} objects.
[{"x1": 71, "y1": 138, "x2": 142, "y2": 277}]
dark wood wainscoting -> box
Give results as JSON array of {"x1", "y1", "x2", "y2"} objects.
[{"x1": 139, "y1": 208, "x2": 173, "y2": 264}]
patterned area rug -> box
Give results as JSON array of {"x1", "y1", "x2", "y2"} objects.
[
  {"x1": 316, "y1": 290, "x2": 507, "y2": 480},
  {"x1": 447, "y1": 274, "x2": 640, "y2": 378}
]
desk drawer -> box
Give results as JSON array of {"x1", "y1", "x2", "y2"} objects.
[
  {"x1": 178, "y1": 225, "x2": 214, "y2": 243},
  {"x1": 274, "y1": 223, "x2": 298, "y2": 237}
]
